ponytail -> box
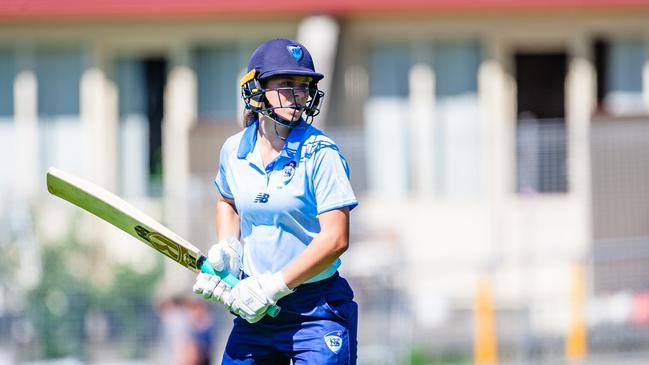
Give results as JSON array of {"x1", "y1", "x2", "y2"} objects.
[{"x1": 242, "y1": 109, "x2": 257, "y2": 128}]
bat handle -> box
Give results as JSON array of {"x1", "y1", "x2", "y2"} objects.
[{"x1": 198, "y1": 257, "x2": 281, "y2": 318}]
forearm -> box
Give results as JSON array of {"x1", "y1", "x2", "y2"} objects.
[
  {"x1": 281, "y1": 208, "x2": 349, "y2": 289},
  {"x1": 216, "y1": 197, "x2": 240, "y2": 240}
]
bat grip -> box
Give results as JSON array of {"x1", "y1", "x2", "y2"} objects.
[{"x1": 198, "y1": 258, "x2": 281, "y2": 318}]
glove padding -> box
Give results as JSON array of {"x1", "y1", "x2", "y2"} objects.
[
  {"x1": 192, "y1": 273, "x2": 231, "y2": 305},
  {"x1": 207, "y1": 237, "x2": 243, "y2": 276},
  {"x1": 224, "y1": 272, "x2": 293, "y2": 323}
]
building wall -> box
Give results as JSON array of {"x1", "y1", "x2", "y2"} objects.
[{"x1": 338, "y1": 12, "x2": 649, "y2": 334}]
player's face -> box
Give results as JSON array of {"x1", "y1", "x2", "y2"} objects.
[{"x1": 264, "y1": 76, "x2": 311, "y2": 122}]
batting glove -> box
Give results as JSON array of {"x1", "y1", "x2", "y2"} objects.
[
  {"x1": 192, "y1": 272, "x2": 231, "y2": 305},
  {"x1": 224, "y1": 272, "x2": 293, "y2": 323},
  {"x1": 207, "y1": 237, "x2": 243, "y2": 276}
]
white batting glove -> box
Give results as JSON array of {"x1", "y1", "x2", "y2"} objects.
[
  {"x1": 208, "y1": 237, "x2": 243, "y2": 276},
  {"x1": 224, "y1": 272, "x2": 293, "y2": 323},
  {"x1": 192, "y1": 273, "x2": 231, "y2": 305}
]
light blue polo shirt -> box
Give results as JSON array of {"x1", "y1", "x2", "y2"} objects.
[{"x1": 214, "y1": 120, "x2": 357, "y2": 283}]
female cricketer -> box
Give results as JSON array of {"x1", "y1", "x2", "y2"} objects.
[{"x1": 192, "y1": 38, "x2": 359, "y2": 364}]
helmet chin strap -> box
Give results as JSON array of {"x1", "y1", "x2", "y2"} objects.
[
  {"x1": 261, "y1": 108, "x2": 303, "y2": 141},
  {"x1": 261, "y1": 111, "x2": 294, "y2": 141}
]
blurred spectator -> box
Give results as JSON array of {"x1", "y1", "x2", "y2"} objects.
[
  {"x1": 157, "y1": 296, "x2": 217, "y2": 365},
  {"x1": 185, "y1": 297, "x2": 217, "y2": 365},
  {"x1": 158, "y1": 296, "x2": 191, "y2": 365}
]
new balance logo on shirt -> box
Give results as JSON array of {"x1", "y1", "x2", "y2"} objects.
[{"x1": 253, "y1": 193, "x2": 270, "y2": 203}]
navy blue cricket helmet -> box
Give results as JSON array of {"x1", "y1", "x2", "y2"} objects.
[
  {"x1": 240, "y1": 38, "x2": 325, "y2": 129},
  {"x1": 247, "y1": 38, "x2": 324, "y2": 82}
]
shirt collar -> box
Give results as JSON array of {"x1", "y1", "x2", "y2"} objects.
[
  {"x1": 236, "y1": 120, "x2": 258, "y2": 159},
  {"x1": 237, "y1": 119, "x2": 309, "y2": 161},
  {"x1": 280, "y1": 120, "x2": 308, "y2": 160}
]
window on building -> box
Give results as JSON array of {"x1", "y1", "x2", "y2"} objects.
[
  {"x1": 595, "y1": 37, "x2": 647, "y2": 116},
  {"x1": 369, "y1": 44, "x2": 411, "y2": 98},
  {"x1": 194, "y1": 46, "x2": 242, "y2": 123},
  {"x1": 0, "y1": 49, "x2": 14, "y2": 119},
  {"x1": 365, "y1": 44, "x2": 412, "y2": 196},
  {"x1": 364, "y1": 41, "x2": 483, "y2": 198},
  {"x1": 36, "y1": 48, "x2": 82, "y2": 118},
  {"x1": 433, "y1": 41, "x2": 482, "y2": 197},
  {"x1": 117, "y1": 59, "x2": 146, "y2": 119},
  {"x1": 35, "y1": 47, "x2": 84, "y2": 176}
]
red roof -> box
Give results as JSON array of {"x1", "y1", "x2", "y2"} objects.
[{"x1": 2, "y1": 0, "x2": 649, "y2": 22}]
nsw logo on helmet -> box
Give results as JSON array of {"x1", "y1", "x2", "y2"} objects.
[{"x1": 287, "y1": 45, "x2": 303, "y2": 62}]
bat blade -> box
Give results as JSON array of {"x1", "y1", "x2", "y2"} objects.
[
  {"x1": 46, "y1": 167, "x2": 203, "y2": 271},
  {"x1": 45, "y1": 167, "x2": 281, "y2": 318}
]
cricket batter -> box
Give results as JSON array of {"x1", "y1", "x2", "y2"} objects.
[{"x1": 193, "y1": 38, "x2": 359, "y2": 364}]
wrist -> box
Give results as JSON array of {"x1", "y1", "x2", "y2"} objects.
[
  {"x1": 223, "y1": 236, "x2": 243, "y2": 251},
  {"x1": 266, "y1": 271, "x2": 293, "y2": 302}
]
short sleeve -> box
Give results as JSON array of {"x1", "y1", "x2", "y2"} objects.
[
  {"x1": 214, "y1": 143, "x2": 234, "y2": 200},
  {"x1": 311, "y1": 145, "x2": 358, "y2": 215}
]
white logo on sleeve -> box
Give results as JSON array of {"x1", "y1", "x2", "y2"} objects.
[{"x1": 324, "y1": 330, "x2": 343, "y2": 353}]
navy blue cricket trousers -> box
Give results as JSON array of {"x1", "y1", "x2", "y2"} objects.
[{"x1": 221, "y1": 272, "x2": 358, "y2": 364}]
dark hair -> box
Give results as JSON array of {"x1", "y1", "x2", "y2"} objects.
[{"x1": 243, "y1": 109, "x2": 257, "y2": 127}]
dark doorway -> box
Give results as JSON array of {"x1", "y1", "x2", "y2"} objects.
[
  {"x1": 515, "y1": 52, "x2": 566, "y2": 119},
  {"x1": 514, "y1": 52, "x2": 568, "y2": 193},
  {"x1": 144, "y1": 58, "x2": 166, "y2": 195}
]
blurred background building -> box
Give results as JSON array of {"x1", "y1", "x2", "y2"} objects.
[{"x1": 1, "y1": 0, "x2": 649, "y2": 364}]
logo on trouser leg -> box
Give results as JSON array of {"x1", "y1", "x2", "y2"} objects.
[{"x1": 324, "y1": 331, "x2": 343, "y2": 354}]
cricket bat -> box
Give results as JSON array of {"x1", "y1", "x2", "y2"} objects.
[{"x1": 46, "y1": 167, "x2": 280, "y2": 317}]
